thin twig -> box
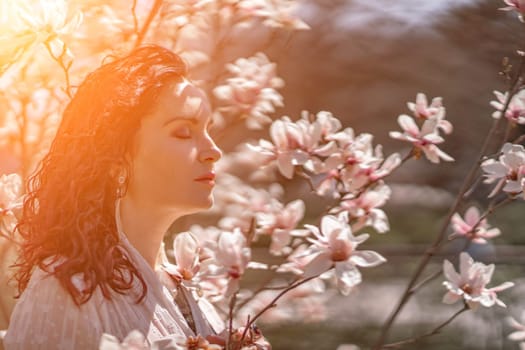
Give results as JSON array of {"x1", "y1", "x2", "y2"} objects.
[
  {"x1": 409, "y1": 269, "x2": 442, "y2": 294},
  {"x1": 131, "y1": 0, "x2": 139, "y2": 35},
  {"x1": 44, "y1": 41, "x2": 72, "y2": 99},
  {"x1": 227, "y1": 292, "x2": 237, "y2": 349},
  {"x1": 381, "y1": 306, "x2": 468, "y2": 349},
  {"x1": 238, "y1": 276, "x2": 316, "y2": 345},
  {"x1": 134, "y1": 0, "x2": 162, "y2": 48},
  {"x1": 234, "y1": 272, "x2": 277, "y2": 312}
]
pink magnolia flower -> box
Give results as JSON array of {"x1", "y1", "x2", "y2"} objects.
[
  {"x1": 249, "y1": 111, "x2": 343, "y2": 180},
  {"x1": 211, "y1": 229, "x2": 252, "y2": 296},
  {"x1": 407, "y1": 93, "x2": 443, "y2": 120},
  {"x1": 450, "y1": 206, "x2": 501, "y2": 244},
  {"x1": 296, "y1": 213, "x2": 386, "y2": 295},
  {"x1": 317, "y1": 128, "x2": 398, "y2": 195},
  {"x1": 235, "y1": 0, "x2": 310, "y2": 30},
  {"x1": 481, "y1": 143, "x2": 525, "y2": 197},
  {"x1": 490, "y1": 90, "x2": 525, "y2": 124},
  {"x1": 340, "y1": 152, "x2": 401, "y2": 193},
  {"x1": 256, "y1": 199, "x2": 309, "y2": 255},
  {"x1": 296, "y1": 111, "x2": 340, "y2": 164},
  {"x1": 176, "y1": 334, "x2": 222, "y2": 350},
  {"x1": 249, "y1": 117, "x2": 309, "y2": 178},
  {"x1": 500, "y1": 0, "x2": 525, "y2": 22},
  {"x1": 214, "y1": 53, "x2": 284, "y2": 129},
  {"x1": 161, "y1": 232, "x2": 201, "y2": 285},
  {"x1": 0, "y1": 0, "x2": 81, "y2": 73},
  {"x1": 389, "y1": 114, "x2": 454, "y2": 163},
  {"x1": 407, "y1": 93, "x2": 452, "y2": 134},
  {"x1": 333, "y1": 183, "x2": 391, "y2": 233},
  {"x1": 442, "y1": 252, "x2": 514, "y2": 309}
]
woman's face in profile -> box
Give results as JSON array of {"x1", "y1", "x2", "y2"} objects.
[{"x1": 125, "y1": 80, "x2": 222, "y2": 214}]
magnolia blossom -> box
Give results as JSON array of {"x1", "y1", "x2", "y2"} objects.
[
  {"x1": 294, "y1": 213, "x2": 386, "y2": 295},
  {"x1": 390, "y1": 94, "x2": 453, "y2": 163},
  {"x1": 213, "y1": 174, "x2": 286, "y2": 235},
  {"x1": 249, "y1": 117, "x2": 309, "y2": 178},
  {"x1": 339, "y1": 152, "x2": 401, "y2": 193},
  {"x1": 248, "y1": 111, "x2": 350, "y2": 181},
  {"x1": 481, "y1": 143, "x2": 525, "y2": 197},
  {"x1": 235, "y1": 0, "x2": 310, "y2": 30},
  {"x1": 450, "y1": 206, "x2": 501, "y2": 244},
  {"x1": 256, "y1": 199, "x2": 309, "y2": 255},
  {"x1": 161, "y1": 232, "x2": 201, "y2": 286},
  {"x1": 442, "y1": 252, "x2": 514, "y2": 309},
  {"x1": 295, "y1": 111, "x2": 340, "y2": 168},
  {"x1": 490, "y1": 89, "x2": 525, "y2": 124},
  {"x1": 507, "y1": 312, "x2": 525, "y2": 349},
  {"x1": 0, "y1": 0, "x2": 82, "y2": 72},
  {"x1": 407, "y1": 93, "x2": 443, "y2": 120},
  {"x1": 389, "y1": 114, "x2": 454, "y2": 163},
  {"x1": 333, "y1": 183, "x2": 391, "y2": 233},
  {"x1": 209, "y1": 229, "x2": 252, "y2": 296},
  {"x1": 214, "y1": 53, "x2": 284, "y2": 129},
  {"x1": 407, "y1": 93, "x2": 452, "y2": 134},
  {"x1": 0, "y1": 173, "x2": 22, "y2": 234},
  {"x1": 309, "y1": 124, "x2": 399, "y2": 197},
  {"x1": 500, "y1": 0, "x2": 525, "y2": 22}
]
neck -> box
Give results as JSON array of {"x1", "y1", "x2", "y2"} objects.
[{"x1": 117, "y1": 197, "x2": 179, "y2": 268}]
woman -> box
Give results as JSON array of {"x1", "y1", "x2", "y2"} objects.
[{"x1": 4, "y1": 45, "x2": 224, "y2": 349}]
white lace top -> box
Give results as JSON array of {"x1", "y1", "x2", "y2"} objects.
[{"x1": 3, "y1": 233, "x2": 224, "y2": 350}]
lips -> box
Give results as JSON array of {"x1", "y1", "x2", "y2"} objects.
[{"x1": 194, "y1": 172, "x2": 216, "y2": 182}]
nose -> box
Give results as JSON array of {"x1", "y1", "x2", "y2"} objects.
[{"x1": 199, "y1": 136, "x2": 222, "y2": 163}]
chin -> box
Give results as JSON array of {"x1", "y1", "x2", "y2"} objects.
[{"x1": 183, "y1": 196, "x2": 215, "y2": 214}]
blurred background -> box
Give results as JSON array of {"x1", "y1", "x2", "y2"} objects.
[
  {"x1": 242, "y1": 0, "x2": 525, "y2": 349},
  {"x1": 2, "y1": 0, "x2": 525, "y2": 349}
]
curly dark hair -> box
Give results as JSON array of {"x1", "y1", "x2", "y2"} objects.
[{"x1": 13, "y1": 45, "x2": 188, "y2": 305}]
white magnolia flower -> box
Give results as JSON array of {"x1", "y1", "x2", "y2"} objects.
[
  {"x1": 208, "y1": 229, "x2": 254, "y2": 296},
  {"x1": 249, "y1": 117, "x2": 309, "y2": 178},
  {"x1": 256, "y1": 199, "x2": 309, "y2": 255},
  {"x1": 490, "y1": 89, "x2": 525, "y2": 124},
  {"x1": 481, "y1": 142, "x2": 525, "y2": 197},
  {"x1": 161, "y1": 232, "x2": 201, "y2": 286},
  {"x1": 442, "y1": 252, "x2": 514, "y2": 309},
  {"x1": 407, "y1": 93, "x2": 452, "y2": 134},
  {"x1": 214, "y1": 53, "x2": 284, "y2": 129},
  {"x1": 295, "y1": 213, "x2": 386, "y2": 295},
  {"x1": 333, "y1": 183, "x2": 392, "y2": 233},
  {"x1": 450, "y1": 206, "x2": 501, "y2": 244},
  {"x1": 235, "y1": 0, "x2": 310, "y2": 30},
  {"x1": 389, "y1": 114, "x2": 454, "y2": 163},
  {"x1": 0, "y1": 0, "x2": 82, "y2": 73}
]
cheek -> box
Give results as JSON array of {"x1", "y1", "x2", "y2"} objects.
[{"x1": 133, "y1": 139, "x2": 195, "y2": 191}]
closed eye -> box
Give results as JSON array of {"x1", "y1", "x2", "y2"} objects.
[{"x1": 171, "y1": 125, "x2": 192, "y2": 139}]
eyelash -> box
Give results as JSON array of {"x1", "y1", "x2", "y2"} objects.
[
  {"x1": 170, "y1": 122, "x2": 212, "y2": 139},
  {"x1": 171, "y1": 125, "x2": 192, "y2": 139}
]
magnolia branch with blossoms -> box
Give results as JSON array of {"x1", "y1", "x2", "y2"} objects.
[{"x1": 1, "y1": 1, "x2": 525, "y2": 349}]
